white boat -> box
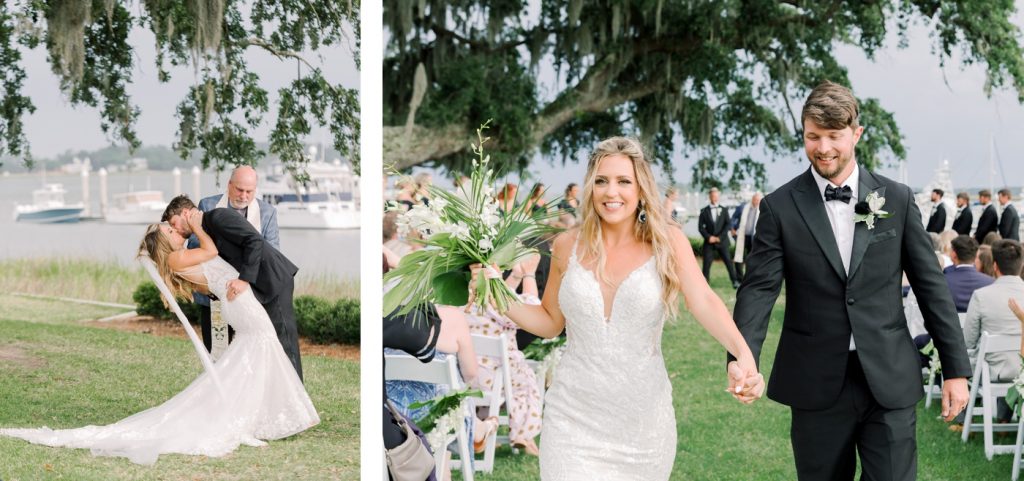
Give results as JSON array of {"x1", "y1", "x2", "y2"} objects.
[
  {"x1": 104, "y1": 190, "x2": 168, "y2": 224},
  {"x1": 261, "y1": 160, "x2": 360, "y2": 229},
  {"x1": 14, "y1": 184, "x2": 84, "y2": 223}
]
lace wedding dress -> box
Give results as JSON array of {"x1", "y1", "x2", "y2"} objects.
[
  {"x1": 0, "y1": 257, "x2": 319, "y2": 465},
  {"x1": 540, "y1": 242, "x2": 676, "y2": 480}
]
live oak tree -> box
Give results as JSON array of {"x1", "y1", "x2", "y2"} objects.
[
  {"x1": 384, "y1": 0, "x2": 1024, "y2": 189},
  {"x1": 0, "y1": 0, "x2": 360, "y2": 176}
]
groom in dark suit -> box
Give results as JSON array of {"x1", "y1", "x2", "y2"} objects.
[
  {"x1": 730, "y1": 81, "x2": 970, "y2": 481},
  {"x1": 163, "y1": 195, "x2": 303, "y2": 381}
]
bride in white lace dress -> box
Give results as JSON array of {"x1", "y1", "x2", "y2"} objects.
[
  {"x1": 0, "y1": 211, "x2": 319, "y2": 465},
  {"x1": 491, "y1": 137, "x2": 765, "y2": 480}
]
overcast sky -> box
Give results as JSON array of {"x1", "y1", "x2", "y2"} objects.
[
  {"x1": 516, "y1": 2, "x2": 1024, "y2": 191},
  {"x1": 18, "y1": 13, "x2": 358, "y2": 160}
]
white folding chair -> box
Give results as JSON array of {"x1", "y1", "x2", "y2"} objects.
[
  {"x1": 470, "y1": 334, "x2": 513, "y2": 471},
  {"x1": 961, "y1": 331, "x2": 1021, "y2": 460},
  {"x1": 384, "y1": 354, "x2": 474, "y2": 481},
  {"x1": 1012, "y1": 402, "x2": 1024, "y2": 481}
]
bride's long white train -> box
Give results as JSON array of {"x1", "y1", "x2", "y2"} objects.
[{"x1": 0, "y1": 257, "x2": 318, "y2": 465}]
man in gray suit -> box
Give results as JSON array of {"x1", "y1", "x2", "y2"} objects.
[
  {"x1": 189, "y1": 166, "x2": 280, "y2": 353},
  {"x1": 963, "y1": 239, "x2": 1024, "y2": 383}
]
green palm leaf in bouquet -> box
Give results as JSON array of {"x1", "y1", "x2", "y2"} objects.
[{"x1": 384, "y1": 121, "x2": 562, "y2": 321}]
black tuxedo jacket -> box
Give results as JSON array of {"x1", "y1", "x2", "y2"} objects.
[
  {"x1": 202, "y1": 208, "x2": 298, "y2": 304},
  {"x1": 732, "y1": 167, "x2": 971, "y2": 410},
  {"x1": 952, "y1": 205, "x2": 973, "y2": 235},
  {"x1": 999, "y1": 204, "x2": 1020, "y2": 241},
  {"x1": 975, "y1": 204, "x2": 999, "y2": 243},
  {"x1": 926, "y1": 203, "x2": 946, "y2": 233},
  {"x1": 698, "y1": 205, "x2": 731, "y2": 245}
]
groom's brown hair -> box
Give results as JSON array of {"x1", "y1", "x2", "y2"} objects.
[
  {"x1": 801, "y1": 81, "x2": 860, "y2": 131},
  {"x1": 161, "y1": 195, "x2": 197, "y2": 222}
]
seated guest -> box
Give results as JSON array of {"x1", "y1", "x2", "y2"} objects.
[
  {"x1": 983, "y1": 231, "x2": 1003, "y2": 246},
  {"x1": 938, "y1": 230, "x2": 958, "y2": 268},
  {"x1": 944, "y1": 236, "x2": 995, "y2": 313},
  {"x1": 977, "y1": 245, "x2": 997, "y2": 277},
  {"x1": 465, "y1": 256, "x2": 545, "y2": 456},
  {"x1": 963, "y1": 240, "x2": 1024, "y2": 421}
]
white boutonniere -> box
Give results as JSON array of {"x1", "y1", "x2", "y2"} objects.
[{"x1": 853, "y1": 191, "x2": 892, "y2": 230}]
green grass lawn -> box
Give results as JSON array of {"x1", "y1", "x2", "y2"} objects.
[
  {"x1": 0, "y1": 294, "x2": 359, "y2": 481},
  {"x1": 459, "y1": 263, "x2": 1014, "y2": 480}
]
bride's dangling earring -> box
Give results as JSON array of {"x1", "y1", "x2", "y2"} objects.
[{"x1": 638, "y1": 201, "x2": 647, "y2": 224}]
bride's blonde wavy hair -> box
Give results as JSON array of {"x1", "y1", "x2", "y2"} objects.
[
  {"x1": 577, "y1": 137, "x2": 683, "y2": 319},
  {"x1": 139, "y1": 224, "x2": 199, "y2": 305}
]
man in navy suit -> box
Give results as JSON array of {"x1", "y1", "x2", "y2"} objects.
[
  {"x1": 943, "y1": 235, "x2": 994, "y2": 312},
  {"x1": 951, "y1": 192, "x2": 973, "y2": 236}
]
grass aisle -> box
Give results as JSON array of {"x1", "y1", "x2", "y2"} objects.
[
  {"x1": 462, "y1": 264, "x2": 1014, "y2": 480},
  {"x1": 0, "y1": 295, "x2": 359, "y2": 481}
]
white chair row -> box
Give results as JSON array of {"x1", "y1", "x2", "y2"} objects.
[{"x1": 383, "y1": 334, "x2": 518, "y2": 479}]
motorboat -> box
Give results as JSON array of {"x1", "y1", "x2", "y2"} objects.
[
  {"x1": 104, "y1": 190, "x2": 168, "y2": 224},
  {"x1": 14, "y1": 183, "x2": 84, "y2": 223}
]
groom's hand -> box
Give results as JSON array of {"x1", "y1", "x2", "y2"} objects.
[
  {"x1": 727, "y1": 361, "x2": 764, "y2": 404},
  {"x1": 941, "y1": 377, "x2": 969, "y2": 422},
  {"x1": 226, "y1": 279, "x2": 250, "y2": 301}
]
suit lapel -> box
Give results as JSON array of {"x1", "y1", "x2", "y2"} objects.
[
  {"x1": 791, "y1": 169, "x2": 847, "y2": 282},
  {"x1": 848, "y1": 167, "x2": 885, "y2": 280}
]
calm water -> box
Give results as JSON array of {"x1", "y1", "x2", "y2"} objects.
[{"x1": 0, "y1": 171, "x2": 359, "y2": 280}]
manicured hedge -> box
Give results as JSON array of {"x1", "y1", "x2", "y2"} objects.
[
  {"x1": 132, "y1": 282, "x2": 360, "y2": 345},
  {"x1": 132, "y1": 281, "x2": 202, "y2": 324},
  {"x1": 689, "y1": 236, "x2": 736, "y2": 257},
  {"x1": 294, "y1": 295, "x2": 361, "y2": 345}
]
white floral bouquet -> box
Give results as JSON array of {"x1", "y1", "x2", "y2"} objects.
[
  {"x1": 384, "y1": 122, "x2": 561, "y2": 318},
  {"x1": 408, "y1": 388, "x2": 483, "y2": 450}
]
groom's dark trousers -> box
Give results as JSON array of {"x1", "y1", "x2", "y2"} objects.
[
  {"x1": 731, "y1": 167, "x2": 971, "y2": 481},
  {"x1": 202, "y1": 208, "x2": 303, "y2": 381}
]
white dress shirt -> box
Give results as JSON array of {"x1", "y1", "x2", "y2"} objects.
[{"x1": 810, "y1": 165, "x2": 860, "y2": 350}]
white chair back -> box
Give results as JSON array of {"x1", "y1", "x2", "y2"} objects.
[
  {"x1": 470, "y1": 334, "x2": 514, "y2": 472},
  {"x1": 384, "y1": 354, "x2": 474, "y2": 481},
  {"x1": 962, "y1": 331, "x2": 1021, "y2": 460}
]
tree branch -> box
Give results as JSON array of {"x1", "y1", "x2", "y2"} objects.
[{"x1": 241, "y1": 37, "x2": 315, "y2": 70}]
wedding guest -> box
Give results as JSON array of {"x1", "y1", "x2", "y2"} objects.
[
  {"x1": 975, "y1": 189, "x2": 999, "y2": 243},
  {"x1": 465, "y1": 255, "x2": 545, "y2": 456},
  {"x1": 978, "y1": 245, "x2": 997, "y2": 277},
  {"x1": 983, "y1": 231, "x2": 1003, "y2": 246},
  {"x1": 938, "y1": 230, "x2": 958, "y2": 267},
  {"x1": 664, "y1": 186, "x2": 680, "y2": 222},
  {"x1": 962, "y1": 240, "x2": 1024, "y2": 421},
  {"x1": 926, "y1": 189, "x2": 948, "y2": 234},
  {"x1": 556, "y1": 182, "x2": 580, "y2": 216},
  {"x1": 497, "y1": 183, "x2": 518, "y2": 214},
  {"x1": 525, "y1": 183, "x2": 548, "y2": 216},
  {"x1": 952, "y1": 192, "x2": 973, "y2": 236},
  {"x1": 394, "y1": 177, "x2": 418, "y2": 211},
  {"x1": 944, "y1": 236, "x2": 994, "y2": 313},
  {"x1": 383, "y1": 211, "x2": 415, "y2": 260},
  {"x1": 699, "y1": 187, "x2": 739, "y2": 288},
  {"x1": 998, "y1": 188, "x2": 1020, "y2": 241},
  {"x1": 731, "y1": 192, "x2": 762, "y2": 280},
  {"x1": 190, "y1": 166, "x2": 279, "y2": 353},
  {"x1": 414, "y1": 172, "x2": 433, "y2": 205}
]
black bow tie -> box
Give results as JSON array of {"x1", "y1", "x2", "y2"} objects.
[{"x1": 824, "y1": 184, "x2": 853, "y2": 203}]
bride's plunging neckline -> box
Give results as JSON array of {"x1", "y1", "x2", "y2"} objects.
[{"x1": 572, "y1": 254, "x2": 655, "y2": 323}]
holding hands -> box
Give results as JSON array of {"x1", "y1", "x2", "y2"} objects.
[{"x1": 727, "y1": 359, "x2": 765, "y2": 404}]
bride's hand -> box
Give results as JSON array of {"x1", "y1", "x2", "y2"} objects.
[
  {"x1": 727, "y1": 358, "x2": 764, "y2": 404},
  {"x1": 466, "y1": 262, "x2": 503, "y2": 313},
  {"x1": 186, "y1": 210, "x2": 204, "y2": 233}
]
